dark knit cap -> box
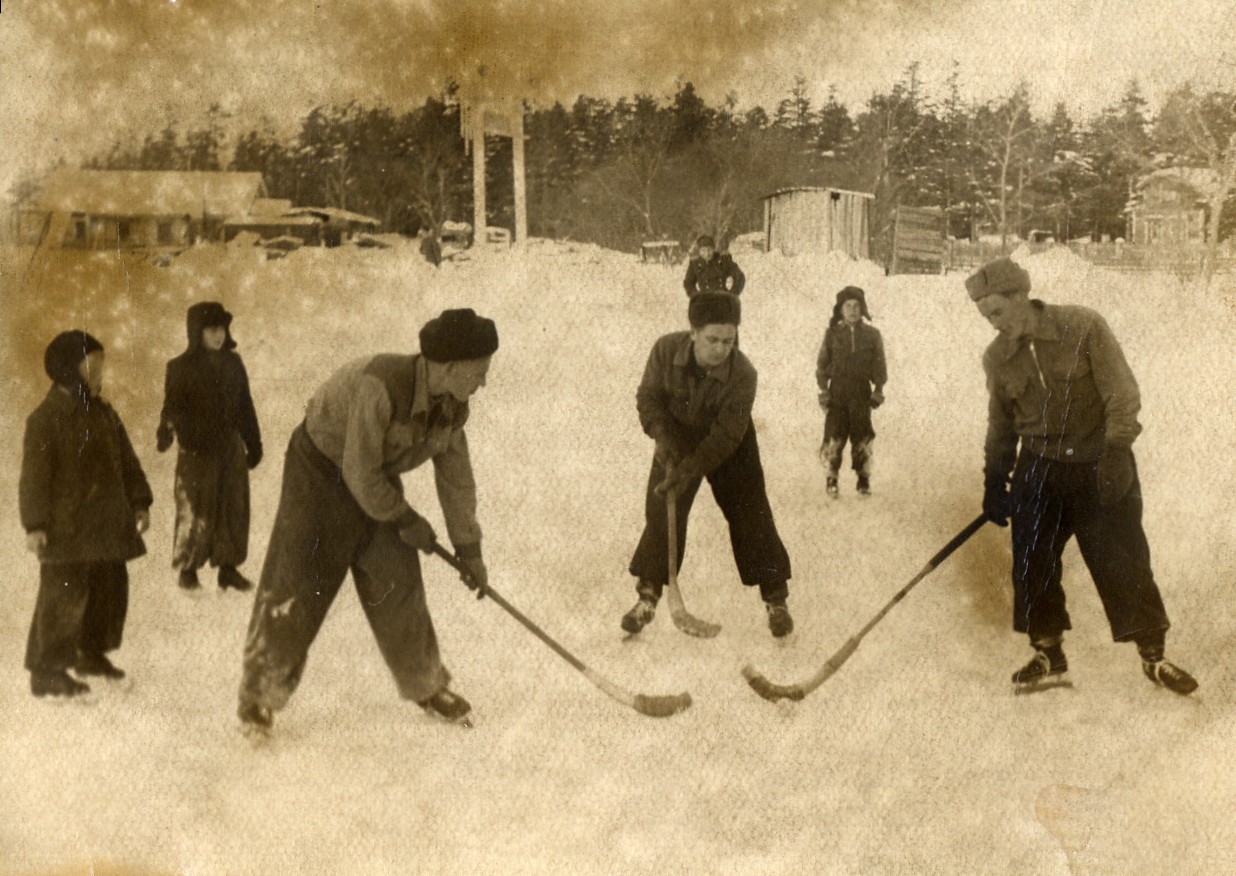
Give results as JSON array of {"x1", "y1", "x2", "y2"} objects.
[
  {"x1": 696, "y1": 235, "x2": 716, "y2": 249},
  {"x1": 44, "y1": 330, "x2": 104, "y2": 386},
  {"x1": 419, "y1": 308, "x2": 499, "y2": 362},
  {"x1": 688, "y1": 291, "x2": 741, "y2": 328},
  {"x1": 966, "y1": 257, "x2": 1031, "y2": 301}
]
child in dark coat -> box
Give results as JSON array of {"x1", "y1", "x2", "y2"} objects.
[
  {"x1": 157, "y1": 302, "x2": 262, "y2": 592},
  {"x1": 20, "y1": 331, "x2": 152, "y2": 697},
  {"x1": 816, "y1": 286, "x2": 887, "y2": 497}
]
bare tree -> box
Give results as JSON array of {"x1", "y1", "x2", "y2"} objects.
[{"x1": 1155, "y1": 85, "x2": 1236, "y2": 282}]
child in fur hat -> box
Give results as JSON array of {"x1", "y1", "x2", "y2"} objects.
[
  {"x1": 20, "y1": 330, "x2": 152, "y2": 697},
  {"x1": 816, "y1": 286, "x2": 888, "y2": 497},
  {"x1": 156, "y1": 302, "x2": 263, "y2": 592}
]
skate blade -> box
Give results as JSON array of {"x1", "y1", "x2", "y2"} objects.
[{"x1": 1013, "y1": 676, "x2": 1074, "y2": 696}]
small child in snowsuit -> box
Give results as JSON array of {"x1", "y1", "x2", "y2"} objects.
[
  {"x1": 20, "y1": 331, "x2": 152, "y2": 697},
  {"x1": 816, "y1": 286, "x2": 887, "y2": 497},
  {"x1": 157, "y1": 302, "x2": 262, "y2": 592}
]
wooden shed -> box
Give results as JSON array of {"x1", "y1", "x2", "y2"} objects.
[{"x1": 762, "y1": 186, "x2": 874, "y2": 259}]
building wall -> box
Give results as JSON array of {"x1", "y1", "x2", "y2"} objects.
[{"x1": 765, "y1": 190, "x2": 870, "y2": 258}]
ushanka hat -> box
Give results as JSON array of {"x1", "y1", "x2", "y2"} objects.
[
  {"x1": 44, "y1": 330, "x2": 103, "y2": 387},
  {"x1": 688, "y1": 291, "x2": 741, "y2": 328},
  {"x1": 831, "y1": 285, "x2": 871, "y2": 323},
  {"x1": 696, "y1": 234, "x2": 716, "y2": 249},
  {"x1": 965, "y1": 257, "x2": 1031, "y2": 301},
  {"x1": 419, "y1": 308, "x2": 499, "y2": 362}
]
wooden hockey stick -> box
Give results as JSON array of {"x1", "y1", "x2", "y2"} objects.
[
  {"x1": 432, "y1": 545, "x2": 692, "y2": 718},
  {"x1": 742, "y1": 514, "x2": 988, "y2": 702},
  {"x1": 665, "y1": 491, "x2": 722, "y2": 638}
]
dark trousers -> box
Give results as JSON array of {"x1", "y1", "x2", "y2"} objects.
[
  {"x1": 238, "y1": 424, "x2": 448, "y2": 714},
  {"x1": 629, "y1": 426, "x2": 791, "y2": 602},
  {"x1": 172, "y1": 436, "x2": 250, "y2": 571},
  {"x1": 25, "y1": 561, "x2": 129, "y2": 672},
  {"x1": 821, "y1": 403, "x2": 875, "y2": 478},
  {"x1": 1010, "y1": 449, "x2": 1169, "y2": 644}
]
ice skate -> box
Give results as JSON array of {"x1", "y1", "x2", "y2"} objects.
[
  {"x1": 1142, "y1": 658, "x2": 1198, "y2": 696},
  {"x1": 621, "y1": 597, "x2": 657, "y2": 634},
  {"x1": 1012, "y1": 643, "x2": 1072, "y2": 694},
  {"x1": 765, "y1": 601, "x2": 794, "y2": 638},
  {"x1": 418, "y1": 687, "x2": 473, "y2": 727}
]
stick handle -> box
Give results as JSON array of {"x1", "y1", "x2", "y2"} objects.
[
  {"x1": 431, "y1": 544, "x2": 586, "y2": 673},
  {"x1": 666, "y1": 491, "x2": 678, "y2": 586}
]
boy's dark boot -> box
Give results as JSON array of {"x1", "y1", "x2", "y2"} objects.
[
  {"x1": 31, "y1": 669, "x2": 91, "y2": 698},
  {"x1": 75, "y1": 651, "x2": 125, "y2": 680},
  {"x1": 218, "y1": 565, "x2": 254, "y2": 592},
  {"x1": 178, "y1": 568, "x2": 201, "y2": 590},
  {"x1": 856, "y1": 475, "x2": 871, "y2": 496},
  {"x1": 826, "y1": 477, "x2": 839, "y2": 499},
  {"x1": 238, "y1": 700, "x2": 273, "y2": 737}
]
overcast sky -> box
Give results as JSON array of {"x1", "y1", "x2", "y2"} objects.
[{"x1": 1, "y1": 0, "x2": 1233, "y2": 193}]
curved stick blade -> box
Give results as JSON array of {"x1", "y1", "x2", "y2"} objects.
[
  {"x1": 670, "y1": 607, "x2": 722, "y2": 639},
  {"x1": 633, "y1": 691, "x2": 694, "y2": 717},
  {"x1": 741, "y1": 664, "x2": 805, "y2": 702}
]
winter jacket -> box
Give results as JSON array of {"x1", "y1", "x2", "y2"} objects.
[
  {"x1": 983, "y1": 301, "x2": 1141, "y2": 478},
  {"x1": 683, "y1": 253, "x2": 745, "y2": 297},
  {"x1": 20, "y1": 387, "x2": 152, "y2": 564},
  {"x1": 816, "y1": 321, "x2": 887, "y2": 407},
  {"x1": 637, "y1": 331, "x2": 757, "y2": 479},
  {"x1": 158, "y1": 309, "x2": 261, "y2": 460},
  {"x1": 303, "y1": 354, "x2": 481, "y2": 550}
]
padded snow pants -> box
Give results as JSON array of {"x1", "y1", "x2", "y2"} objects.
[
  {"x1": 820, "y1": 402, "x2": 875, "y2": 478},
  {"x1": 1010, "y1": 449, "x2": 1170, "y2": 644},
  {"x1": 25, "y1": 561, "x2": 128, "y2": 672},
  {"x1": 171, "y1": 435, "x2": 250, "y2": 572},
  {"x1": 238, "y1": 424, "x2": 449, "y2": 714},
  {"x1": 629, "y1": 425, "x2": 791, "y2": 602}
]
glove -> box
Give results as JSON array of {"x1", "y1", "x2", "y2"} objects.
[
  {"x1": 870, "y1": 388, "x2": 885, "y2": 409},
  {"x1": 655, "y1": 460, "x2": 695, "y2": 497},
  {"x1": 454, "y1": 543, "x2": 487, "y2": 599},
  {"x1": 651, "y1": 424, "x2": 682, "y2": 470},
  {"x1": 247, "y1": 444, "x2": 263, "y2": 470},
  {"x1": 1096, "y1": 445, "x2": 1135, "y2": 507},
  {"x1": 156, "y1": 423, "x2": 174, "y2": 453},
  {"x1": 818, "y1": 389, "x2": 830, "y2": 410},
  {"x1": 983, "y1": 479, "x2": 1014, "y2": 527},
  {"x1": 135, "y1": 508, "x2": 150, "y2": 535},
  {"x1": 397, "y1": 512, "x2": 437, "y2": 553}
]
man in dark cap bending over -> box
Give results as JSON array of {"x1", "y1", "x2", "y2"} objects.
[
  {"x1": 237, "y1": 309, "x2": 498, "y2": 734},
  {"x1": 623, "y1": 291, "x2": 794, "y2": 638}
]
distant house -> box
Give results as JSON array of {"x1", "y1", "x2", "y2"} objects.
[
  {"x1": 18, "y1": 169, "x2": 265, "y2": 250},
  {"x1": 223, "y1": 198, "x2": 323, "y2": 246},
  {"x1": 762, "y1": 187, "x2": 874, "y2": 259},
  {"x1": 1127, "y1": 167, "x2": 1220, "y2": 247},
  {"x1": 285, "y1": 207, "x2": 381, "y2": 247}
]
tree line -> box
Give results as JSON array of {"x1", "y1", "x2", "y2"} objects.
[{"x1": 75, "y1": 67, "x2": 1236, "y2": 262}]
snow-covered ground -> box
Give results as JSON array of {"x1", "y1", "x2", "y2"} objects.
[{"x1": 1, "y1": 239, "x2": 1233, "y2": 875}]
